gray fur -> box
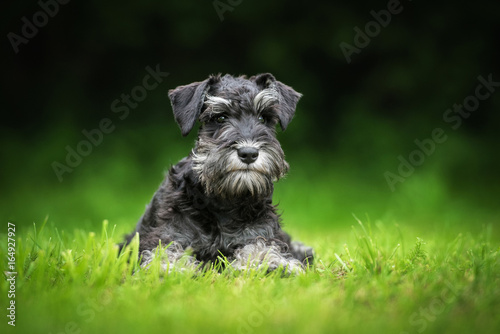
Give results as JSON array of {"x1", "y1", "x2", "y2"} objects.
[
  {"x1": 231, "y1": 239, "x2": 305, "y2": 274},
  {"x1": 121, "y1": 73, "x2": 314, "y2": 275}
]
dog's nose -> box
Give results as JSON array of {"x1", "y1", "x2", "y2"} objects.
[{"x1": 237, "y1": 147, "x2": 259, "y2": 164}]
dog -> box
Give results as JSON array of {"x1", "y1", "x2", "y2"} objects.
[{"x1": 122, "y1": 73, "x2": 314, "y2": 274}]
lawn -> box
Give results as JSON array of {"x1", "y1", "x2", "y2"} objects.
[
  {"x1": 1, "y1": 133, "x2": 499, "y2": 334},
  {"x1": 2, "y1": 213, "x2": 499, "y2": 334}
]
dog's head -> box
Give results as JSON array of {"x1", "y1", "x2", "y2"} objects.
[{"x1": 168, "y1": 73, "x2": 301, "y2": 199}]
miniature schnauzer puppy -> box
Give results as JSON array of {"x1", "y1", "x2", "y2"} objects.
[{"x1": 122, "y1": 73, "x2": 314, "y2": 274}]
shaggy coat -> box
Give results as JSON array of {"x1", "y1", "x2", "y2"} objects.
[{"x1": 122, "y1": 73, "x2": 313, "y2": 272}]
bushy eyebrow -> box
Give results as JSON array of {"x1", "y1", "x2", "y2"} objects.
[
  {"x1": 205, "y1": 95, "x2": 232, "y2": 114},
  {"x1": 253, "y1": 88, "x2": 280, "y2": 112}
]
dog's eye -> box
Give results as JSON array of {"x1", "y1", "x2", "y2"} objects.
[
  {"x1": 216, "y1": 116, "x2": 227, "y2": 123},
  {"x1": 258, "y1": 116, "x2": 265, "y2": 124}
]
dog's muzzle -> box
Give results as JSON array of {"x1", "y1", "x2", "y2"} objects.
[{"x1": 193, "y1": 139, "x2": 288, "y2": 198}]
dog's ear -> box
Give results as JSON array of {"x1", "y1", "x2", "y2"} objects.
[
  {"x1": 168, "y1": 75, "x2": 219, "y2": 136},
  {"x1": 252, "y1": 73, "x2": 302, "y2": 131}
]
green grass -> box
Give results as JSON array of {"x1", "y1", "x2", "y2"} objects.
[
  {"x1": 1, "y1": 127, "x2": 499, "y2": 333},
  {"x1": 2, "y1": 217, "x2": 499, "y2": 334}
]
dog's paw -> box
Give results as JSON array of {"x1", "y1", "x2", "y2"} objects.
[
  {"x1": 291, "y1": 241, "x2": 314, "y2": 266},
  {"x1": 140, "y1": 242, "x2": 199, "y2": 274},
  {"x1": 266, "y1": 260, "x2": 305, "y2": 276},
  {"x1": 231, "y1": 240, "x2": 305, "y2": 275}
]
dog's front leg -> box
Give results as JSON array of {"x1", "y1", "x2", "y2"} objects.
[
  {"x1": 140, "y1": 241, "x2": 199, "y2": 274},
  {"x1": 231, "y1": 239, "x2": 305, "y2": 275}
]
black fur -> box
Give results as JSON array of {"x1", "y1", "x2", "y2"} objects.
[{"x1": 122, "y1": 73, "x2": 313, "y2": 271}]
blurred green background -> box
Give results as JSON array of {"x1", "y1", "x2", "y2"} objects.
[{"x1": 1, "y1": 0, "x2": 499, "y2": 235}]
